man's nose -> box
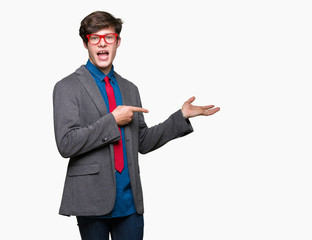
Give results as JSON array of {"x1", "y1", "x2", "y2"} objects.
[{"x1": 98, "y1": 37, "x2": 106, "y2": 47}]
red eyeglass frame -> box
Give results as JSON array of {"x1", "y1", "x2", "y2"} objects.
[{"x1": 86, "y1": 33, "x2": 119, "y2": 45}]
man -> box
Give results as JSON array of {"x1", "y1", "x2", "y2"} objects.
[{"x1": 53, "y1": 11, "x2": 220, "y2": 240}]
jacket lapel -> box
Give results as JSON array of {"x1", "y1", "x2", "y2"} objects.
[
  {"x1": 114, "y1": 72, "x2": 133, "y2": 144},
  {"x1": 114, "y1": 72, "x2": 131, "y2": 106},
  {"x1": 76, "y1": 66, "x2": 108, "y2": 117}
]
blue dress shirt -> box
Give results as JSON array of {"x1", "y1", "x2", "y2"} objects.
[{"x1": 85, "y1": 60, "x2": 136, "y2": 218}]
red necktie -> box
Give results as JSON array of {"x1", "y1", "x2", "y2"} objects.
[{"x1": 104, "y1": 76, "x2": 124, "y2": 173}]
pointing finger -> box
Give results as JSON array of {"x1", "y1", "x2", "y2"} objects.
[{"x1": 129, "y1": 106, "x2": 149, "y2": 113}]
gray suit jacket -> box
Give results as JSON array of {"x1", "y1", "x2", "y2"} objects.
[{"x1": 53, "y1": 66, "x2": 193, "y2": 216}]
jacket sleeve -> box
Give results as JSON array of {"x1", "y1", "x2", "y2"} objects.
[
  {"x1": 53, "y1": 80, "x2": 120, "y2": 158},
  {"x1": 136, "y1": 92, "x2": 194, "y2": 154}
]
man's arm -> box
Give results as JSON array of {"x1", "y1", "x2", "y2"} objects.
[
  {"x1": 110, "y1": 96, "x2": 220, "y2": 126},
  {"x1": 53, "y1": 81, "x2": 121, "y2": 158},
  {"x1": 107, "y1": 95, "x2": 220, "y2": 155},
  {"x1": 137, "y1": 109, "x2": 194, "y2": 154}
]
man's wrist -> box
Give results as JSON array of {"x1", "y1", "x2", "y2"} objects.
[
  {"x1": 181, "y1": 109, "x2": 188, "y2": 119},
  {"x1": 181, "y1": 109, "x2": 190, "y2": 119}
]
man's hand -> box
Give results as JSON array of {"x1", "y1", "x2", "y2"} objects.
[
  {"x1": 181, "y1": 96, "x2": 220, "y2": 119},
  {"x1": 112, "y1": 105, "x2": 149, "y2": 126}
]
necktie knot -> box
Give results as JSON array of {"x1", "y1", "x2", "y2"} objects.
[{"x1": 104, "y1": 76, "x2": 110, "y2": 84}]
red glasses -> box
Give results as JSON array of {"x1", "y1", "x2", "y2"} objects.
[{"x1": 86, "y1": 33, "x2": 118, "y2": 45}]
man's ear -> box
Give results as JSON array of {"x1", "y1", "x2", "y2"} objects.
[
  {"x1": 83, "y1": 41, "x2": 88, "y2": 49},
  {"x1": 117, "y1": 37, "x2": 121, "y2": 48}
]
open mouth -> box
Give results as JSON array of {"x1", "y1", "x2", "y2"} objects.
[{"x1": 97, "y1": 51, "x2": 109, "y2": 60}]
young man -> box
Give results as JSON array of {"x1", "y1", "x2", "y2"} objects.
[{"x1": 53, "y1": 11, "x2": 220, "y2": 240}]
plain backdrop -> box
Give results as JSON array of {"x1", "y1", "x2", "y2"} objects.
[{"x1": 1, "y1": 0, "x2": 311, "y2": 239}]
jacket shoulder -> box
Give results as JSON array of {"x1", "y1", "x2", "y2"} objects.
[
  {"x1": 54, "y1": 65, "x2": 87, "y2": 89},
  {"x1": 114, "y1": 71, "x2": 138, "y2": 89}
]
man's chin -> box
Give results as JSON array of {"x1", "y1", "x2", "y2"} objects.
[{"x1": 97, "y1": 63, "x2": 112, "y2": 73}]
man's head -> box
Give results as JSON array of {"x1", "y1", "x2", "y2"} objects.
[{"x1": 80, "y1": 11, "x2": 123, "y2": 74}]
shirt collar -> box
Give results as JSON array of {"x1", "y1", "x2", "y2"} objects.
[{"x1": 86, "y1": 60, "x2": 115, "y2": 82}]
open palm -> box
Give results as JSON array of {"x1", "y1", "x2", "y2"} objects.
[{"x1": 181, "y1": 96, "x2": 220, "y2": 118}]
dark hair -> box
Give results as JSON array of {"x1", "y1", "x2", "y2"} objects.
[{"x1": 79, "y1": 11, "x2": 123, "y2": 45}]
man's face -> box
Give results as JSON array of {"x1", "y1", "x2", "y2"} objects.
[{"x1": 84, "y1": 27, "x2": 121, "y2": 74}]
